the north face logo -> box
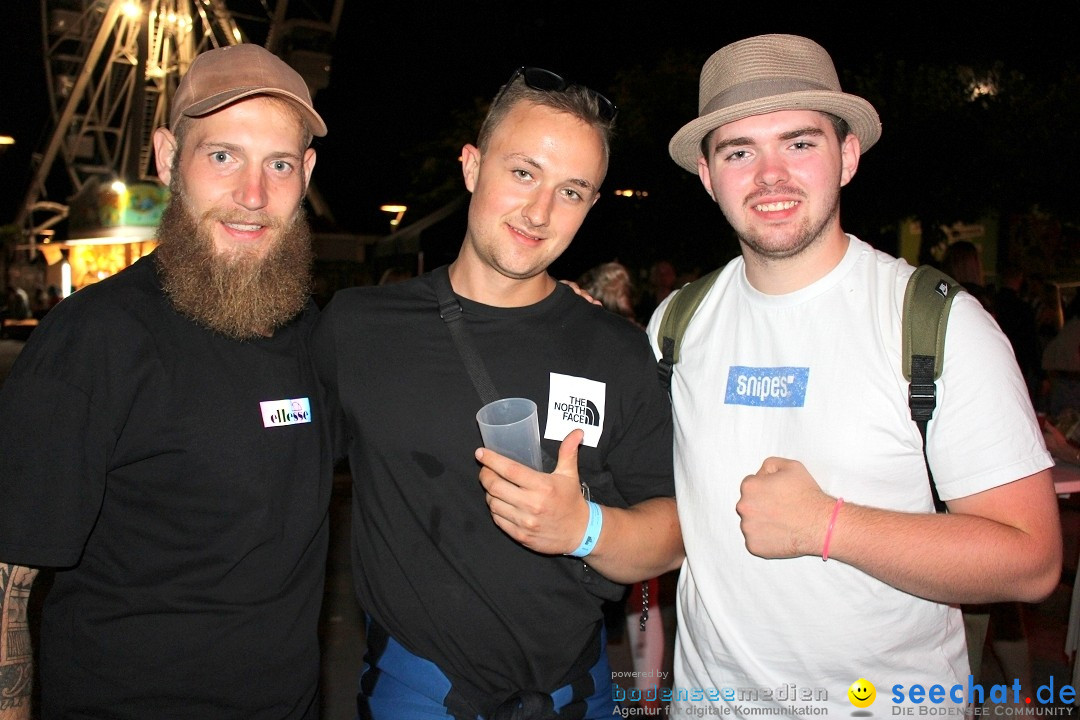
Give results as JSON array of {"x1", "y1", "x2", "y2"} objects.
[
  {"x1": 544, "y1": 373, "x2": 606, "y2": 448},
  {"x1": 551, "y1": 397, "x2": 601, "y2": 426}
]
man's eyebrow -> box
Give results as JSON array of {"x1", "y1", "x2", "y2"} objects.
[
  {"x1": 568, "y1": 177, "x2": 596, "y2": 192},
  {"x1": 506, "y1": 152, "x2": 542, "y2": 171},
  {"x1": 778, "y1": 126, "x2": 827, "y2": 141},
  {"x1": 195, "y1": 140, "x2": 243, "y2": 153}
]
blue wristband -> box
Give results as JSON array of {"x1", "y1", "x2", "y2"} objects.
[{"x1": 567, "y1": 501, "x2": 603, "y2": 558}]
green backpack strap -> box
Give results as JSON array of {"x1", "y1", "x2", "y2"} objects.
[
  {"x1": 656, "y1": 268, "x2": 723, "y2": 391},
  {"x1": 901, "y1": 264, "x2": 960, "y2": 512}
]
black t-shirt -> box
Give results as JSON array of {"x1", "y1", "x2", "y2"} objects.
[
  {"x1": 311, "y1": 270, "x2": 674, "y2": 714},
  {"x1": 0, "y1": 254, "x2": 331, "y2": 719}
]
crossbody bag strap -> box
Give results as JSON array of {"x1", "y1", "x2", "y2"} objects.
[
  {"x1": 431, "y1": 266, "x2": 555, "y2": 472},
  {"x1": 432, "y1": 265, "x2": 499, "y2": 405}
]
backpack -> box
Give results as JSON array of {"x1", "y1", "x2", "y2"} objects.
[{"x1": 655, "y1": 264, "x2": 960, "y2": 511}]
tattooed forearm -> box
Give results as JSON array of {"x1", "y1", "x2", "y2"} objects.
[
  {"x1": 0, "y1": 563, "x2": 37, "y2": 715},
  {"x1": 0, "y1": 663, "x2": 32, "y2": 711}
]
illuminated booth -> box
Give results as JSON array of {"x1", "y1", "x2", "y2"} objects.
[{"x1": 37, "y1": 179, "x2": 166, "y2": 295}]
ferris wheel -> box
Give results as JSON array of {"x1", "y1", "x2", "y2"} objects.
[{"x1": 18, "y1": 0, "x2": 342, "y2": 244}]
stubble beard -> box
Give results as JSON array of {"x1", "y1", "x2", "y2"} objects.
[
  {"x1": 154, "y1": 177, "x2": 314, "y2": 340},
  {"x1": 463, "y1": 216, "x2": 551, "y2": 283},
  {"x1": 734, "y1": 184, "x2": 842, "y2": 263}
]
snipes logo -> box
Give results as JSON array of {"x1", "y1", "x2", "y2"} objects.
[{"x1": 725, "y1": 366, "x2": 809, "y2": 408}]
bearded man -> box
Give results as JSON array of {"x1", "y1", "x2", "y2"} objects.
[{"x1": 0, "y1": 44, "x2": 333, "y2": 720}]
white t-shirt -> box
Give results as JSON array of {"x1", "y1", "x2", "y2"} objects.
[{"x1": 647, "y1": 236, "x2": 1051, "y2": 717}]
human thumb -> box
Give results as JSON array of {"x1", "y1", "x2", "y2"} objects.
[{"x1": 555, "y1": 429, "x2": 584, "y2": 475}]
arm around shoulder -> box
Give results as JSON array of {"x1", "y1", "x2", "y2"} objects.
[{"x1": 0, "y1": 563, "x2": 39, "y2": 720}]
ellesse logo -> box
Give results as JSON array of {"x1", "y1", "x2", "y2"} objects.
[{"x1": 260, "y1": 398, "x2": 313, "y2": 428}]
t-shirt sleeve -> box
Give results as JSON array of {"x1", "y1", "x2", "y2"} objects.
[
  {"x1": 928, "y1": 292, "x2": 1053, "y2": 500},
  {"x1": 595, "y1": 330, "x2": 675, "y2": 507},
  {"x1": 307, "y1": 298, "x2": 348, "y2": 464},
  {"x1": 0, "y1": 308, "x2": 115, "y2": 567},
  {"x1": 644, "y1": 290, "x2": 679, "y2": 362}
]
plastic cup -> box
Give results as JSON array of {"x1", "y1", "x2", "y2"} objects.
[{"x1": 476, "y1": 397, "x2": 543, "y2": 471}]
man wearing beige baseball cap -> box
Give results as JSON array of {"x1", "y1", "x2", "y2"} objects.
[
  {"x1": 647, "y1": 34, "x2": 1060, "y2": 716},
  {"x1": 0, "y1": 43, "x2": 333, "y2": 718}
]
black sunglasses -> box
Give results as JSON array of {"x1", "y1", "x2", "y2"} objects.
[{"x1": 493, "y1": 66, "x2": 618, "y2": 123}]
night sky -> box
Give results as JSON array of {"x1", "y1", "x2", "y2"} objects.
[{"x1": 1, "y1": 2, "x2": 1077, "y2": 274}]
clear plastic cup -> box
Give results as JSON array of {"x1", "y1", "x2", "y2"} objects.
[{"x1": 475, "y1": 397, "x2": 543, "y2": 471}]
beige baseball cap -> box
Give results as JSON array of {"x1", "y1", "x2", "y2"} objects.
[{"x1": 169, "y1": 44, "x2": 327, "y2": 137}]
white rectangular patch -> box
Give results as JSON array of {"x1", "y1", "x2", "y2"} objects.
[
  {"x1": 543, "y1": 373, "x2": 605, "y2": 448},
  {"x1": 260, "y1": 398, "x2": 313, "y2": 428}
]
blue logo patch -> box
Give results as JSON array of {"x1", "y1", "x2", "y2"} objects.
[{"x1": 725, "y1": 366, "x2": 809, "y2": 407}]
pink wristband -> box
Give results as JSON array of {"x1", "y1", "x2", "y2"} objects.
[{"x1": 821, "y1": 497, "x2": 844, "y2": 562}]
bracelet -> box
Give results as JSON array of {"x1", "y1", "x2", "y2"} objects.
[
  {"x1": 567, "y1": 501, "x2": 604, "y2": 558},
  {"x1": 821, "y1": 497, "x2": 844, "y2": 562}
]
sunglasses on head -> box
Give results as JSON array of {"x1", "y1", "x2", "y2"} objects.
[{"x1": 494, "y1": 66, "x2": 618, "y2": 123}]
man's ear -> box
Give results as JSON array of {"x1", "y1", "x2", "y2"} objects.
[
  {"x1": 302, "y1": 147, "x2": 317, "y2": 188},
  {"x1": 152, "y1": 128, "x2": 177, "y2": 186},
  {"x1": 697, "y1": 155, "x2": 717, "y2": 202},
  {"x1": 840, "y1": 133, "x2": 860, "y2": 187},
  {"x1": 461, "y1": 144, "x2": 481, "y2": 192}
]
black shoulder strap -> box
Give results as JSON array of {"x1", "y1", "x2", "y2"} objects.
[
  {"x1": 432, "y1": 265, "x2": 499, "y2": 405},
  {"x1": 431, "y1": 266, "x2": 560, "y2": 472},
  {"x1": 902, "y1": 265, "x2": 960, "y2": 513},
  {"x1": 656, "y1": 268, "x2": 723, "y2": 391}
]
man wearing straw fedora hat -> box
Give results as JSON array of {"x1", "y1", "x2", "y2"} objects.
[{"x1": 649, "y1": 34, "x2": 1060, "y2": 716}]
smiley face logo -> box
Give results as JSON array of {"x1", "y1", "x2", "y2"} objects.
[{"x1": 848, "y1": 678, "x2": 876, "y2": 708}]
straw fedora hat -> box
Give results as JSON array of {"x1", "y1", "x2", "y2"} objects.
[{"x1": 668, "y1": 34, "x2": 881, "y2": 173}]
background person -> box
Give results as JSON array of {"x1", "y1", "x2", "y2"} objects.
[
  {"x1": 1043, "y1": 293, "x2": 1080, "y2": 417},
  {"x1": 942, "y1": 240, "x2": 993, "y2": 312},
  {"x1": 580, "y1": 259, "x2": 668, "y2": 711},
  {"x1": 580, "y1": 260, "x2": 638, "y2": 324}
]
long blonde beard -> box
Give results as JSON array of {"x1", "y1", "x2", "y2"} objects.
[{"x1": 155, "y1": 180, "x2": 314, "y2": 340}]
